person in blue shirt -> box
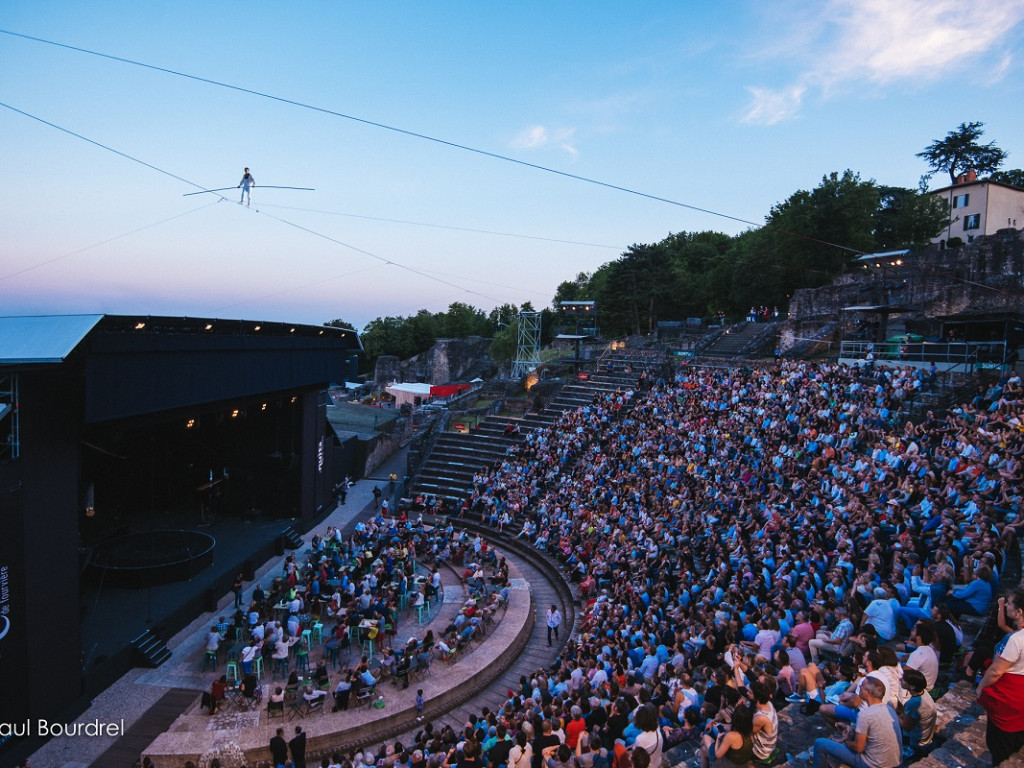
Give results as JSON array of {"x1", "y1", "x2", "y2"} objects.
[{"x1": 945, "y1": 564, "x2": 994, "y2": 617}]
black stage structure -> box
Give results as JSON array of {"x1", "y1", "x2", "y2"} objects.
[{"x1": 0, "y1": 314, "x2": 360, "y2": 751}]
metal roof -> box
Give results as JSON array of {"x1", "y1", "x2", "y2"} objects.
[
  {"x1": 0, "y1": 314, "x2": 103, "y2": 364},
  {"x1": 853, "y1": 249, "x2": 911, "y2": 262}
]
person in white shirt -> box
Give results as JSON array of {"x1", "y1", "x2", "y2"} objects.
[
  {"x1": 546, "y1": 605, "x2": 563, "y2": 647},
  {"x1": 904, "y1": 621, "x2": 940, "y2": 692}
]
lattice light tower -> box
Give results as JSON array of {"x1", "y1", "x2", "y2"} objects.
[{"x1": 511, "y1": 311, "x2": 542, "y2": 380}]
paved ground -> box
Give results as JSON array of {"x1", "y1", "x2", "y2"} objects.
[{"x1": 28, "y1": 448, "x2": 414, "y2": 768}]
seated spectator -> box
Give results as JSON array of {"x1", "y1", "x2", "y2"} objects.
[{"x1": 898, "y1": 668, "x2": 936, "y2": 760}]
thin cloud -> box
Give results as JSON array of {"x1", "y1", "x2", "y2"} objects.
[
  {"x1": 741, "y1": 0, "x2": 1024, "y2": 124},
  {"x1": 740, "y1": 86, "x2": 806, "y2": 125},
  {"x1": 511, "y1": 125, "x2": 579, "y2": 158}
]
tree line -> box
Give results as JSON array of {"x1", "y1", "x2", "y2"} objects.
[{"x1": 332, "y1": 123, "x2": 1022, "y2": 363}]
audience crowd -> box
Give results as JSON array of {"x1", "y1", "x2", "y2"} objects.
[{"x1": 205, "y1": 357, "x2": 1024, "y2": 768}]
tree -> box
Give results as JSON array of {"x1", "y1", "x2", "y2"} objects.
[
  {"x1": 488, "y1": 322, "x2": 517, "y2": 362},
  {"x1": 873, "y1": 186, "x2": 948, "y2": 249},
  {"x1": 324, "y1": 318, "x2": 357, "y2": 331},
  {"x1": 439, "y1": 302, "x2": 488, "y2": 338},
  {"x1": 552, "y1": 272, "x2": 593, "y2": 307},
  {"x1": 917, "y1": 121, "x2": 1007, "y2": 185},
  {"x1": 991, "y1": 169, "x2": 1024, "y2": 189},
  {"x1": 487, "y1": 303, "x2": 520, "y2": 335}
]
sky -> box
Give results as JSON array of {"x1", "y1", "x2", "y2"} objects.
[{"x1": 2, "y1": 1, "x2": 1023, "y2": 332}]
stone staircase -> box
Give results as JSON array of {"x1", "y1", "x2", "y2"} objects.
[
  {"x1": 409, "y1": 354, "x2": 655, "y2": 504},
  {"x1": 695, "y1": 322, "x2": 764, "y2": 359}
]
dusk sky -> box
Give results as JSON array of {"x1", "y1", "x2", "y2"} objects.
[{"x1": 2, "y1": 2, "x2": 1023, "y2": 331}]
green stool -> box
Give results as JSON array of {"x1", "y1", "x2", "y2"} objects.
[
  {"x1": 311, "y1": 623, "x2": 324, "y2": 645},
  {"x1": 301, "y1": 628, "x2": 312, "y2": 648},
  {"x1": 295, "y1": 649, "x2": 310, "y2": 674},
  {"x1": 252, "y1": 655, "x2": 264, "y2": 680},
  {"x1": 203, "y1": 650, "x2": 218, "y2": 671},
  {"x1": 226, "y1": 660, "x2": 240, "y2": 683},
  {"x1": 416, "y1": 605, "x2": 427, "y2": 625}
]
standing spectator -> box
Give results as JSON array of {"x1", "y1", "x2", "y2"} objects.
[
  {"x1": 290, "y1": 725, "x2": 307, "y2": 768},
  {"x1": 269, "y1": 727, "x2": 289, "y2": 768},
  {"x1": 373, "y1": 485, "x2": 382, "y2": 509},
  {"x1": 546, "y1": 604, "x2": 562, "y2": 647},
  {"x1": 977, "y1": 589, "x2": 1024, "y2": 764},
  {"x1": 233, "y1": 572, "x2": 245, "y2": 609},
  {"x1": 811, "y1": 677, "x2": 902, "y2": 768}
]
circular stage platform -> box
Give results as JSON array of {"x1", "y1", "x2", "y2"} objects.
[{"x1": 89, "y1": 529, "x2": 216, "y2": 587}]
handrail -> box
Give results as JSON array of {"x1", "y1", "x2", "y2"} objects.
[{"x1": 838, "y1": 339, "x2": 1006, "y2": 367}]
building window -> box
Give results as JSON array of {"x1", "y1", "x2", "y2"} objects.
[
  {"x1": 964, "y1": 214, "x2": 981, "y2": 231},
  {"x1": 952, "y1": 193, "x2": 969, "y2": 208}
]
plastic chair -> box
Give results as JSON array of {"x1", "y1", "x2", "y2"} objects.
[
  {"x1": 311, "y1": 622, "x2": 324, "y2": 645},
  {"x1": 226, "y1": 661, "x2": 240, "y2": 683},
  {"x1": 253, "y1": 655, "x2": 264, "y2": 680},
  {"x1": 362, "y1": 626, "x2": 379, "y2": 658},
  {"x1": 295, "y1": 648, "x2": 310, "y2": 674}
]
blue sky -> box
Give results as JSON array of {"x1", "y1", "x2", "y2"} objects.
[{"x1": 2, "y1": 1, "x2": 1023, "y2": 331}]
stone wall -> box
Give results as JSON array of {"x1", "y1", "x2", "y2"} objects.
[
  {"x1": 373, "y1": 355, "x2": 402, "y2": 387},
  {"x1": 376, "y1": 337, "x2": 493, "y2": 386},
  {"x1": 789, "y1": 229, "x2": 1024, "y2": 325}
]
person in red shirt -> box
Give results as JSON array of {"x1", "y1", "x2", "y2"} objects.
[{"x1": 565, "y1": 706, "x2": 586, "y2": 749}]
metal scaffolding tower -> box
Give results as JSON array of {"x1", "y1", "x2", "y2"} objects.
[{"x1": 511, "y1": 311, "x2": 542, "y2": 380}]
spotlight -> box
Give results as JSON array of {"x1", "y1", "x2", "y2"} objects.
[
  {"x1": 134, "y1": 322, "x2": 146, "y2": 330},
  {"x1": 186, "y1": 418, "x2": 196, "y2": 429}
]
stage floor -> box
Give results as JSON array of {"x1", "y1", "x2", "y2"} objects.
[{"x1": 79, "y1": 506, "x2": 299, "y2": 677}]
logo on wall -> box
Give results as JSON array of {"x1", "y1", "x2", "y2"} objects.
[{"x1": 0, "y1": 564, "x2": 10, "y2": 647}]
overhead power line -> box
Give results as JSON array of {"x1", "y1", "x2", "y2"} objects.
[
  {"x1": 0, "y1": 101, "x2": 512, "y2": 306},
  {"x1": 1, "y1": 27, "x2": 866, "y2": 255},
  {"x1": 257, "y1": 203, "x2": 624, "y2": 250}
]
